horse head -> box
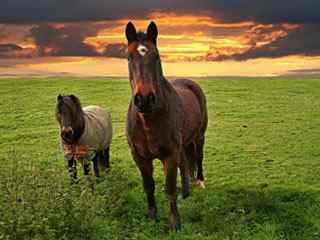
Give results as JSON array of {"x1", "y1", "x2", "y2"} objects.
[{"x1": 125, "y1": 21, "x2": 164, "y2": 114}]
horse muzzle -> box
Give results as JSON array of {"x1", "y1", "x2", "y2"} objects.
[{"x1": 134, "y1": 93, "x2": 156, "y2": 114}]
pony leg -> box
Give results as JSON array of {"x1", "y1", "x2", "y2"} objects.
[
  {"x1": 196, "y1": 135, "x2": 205, "y2": 188},
  {"x1": 68, "y1": 157, "x2": 77, "y2": 182},
  {"x1": 83, "y1": 160, "x2": 90, "y2": 176},
  {"x1": 179, "y1": 148, "x2": 189, "y2": 199},
  {"x1": 103, "y1": 147, "x2": 110, "y2": 170},
  {"x1": 134, "y1": 155, "x2": 157, "y2": 219},
  {"x1": 92, "y1": 153, "x2": 100, "y2": 177},
  {"x1": 163, "y1": 150, "x2": 181, "y2": 231}
]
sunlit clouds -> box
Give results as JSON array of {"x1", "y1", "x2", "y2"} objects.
[{"x1": 0, "y1": 6, "x2": 320, "y2": 76}]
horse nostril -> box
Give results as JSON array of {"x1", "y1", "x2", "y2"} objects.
[
  {"x1": 134, "y1": 94, "x2": 142, "y2": 107},
  {"x1": 148, "y1": 93, "x2": 156, "y2": 105}
]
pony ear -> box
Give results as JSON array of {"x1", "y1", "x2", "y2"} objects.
[
  {"x1": 69, "y1": 94, "x2": 82, "y2": 107},
  {"x1": 147, "y1": 21, "x2": 158, "y2": 46},
  {"x1": 69, "y1": 94, "x2": 78, "y2": 102},
  {"x1": 57, "y1": 94, "x2": 62, "y2": 102},
  {"x1": 126, "y1": 21, "x2": 137, "y2": 44}
]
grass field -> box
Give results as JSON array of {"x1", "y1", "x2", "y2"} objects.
[{"x1": 0, "y1": 77, "x2": 320, "y2": 240}]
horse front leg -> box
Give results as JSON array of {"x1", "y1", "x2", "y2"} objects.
[
  {"x1": 164, "y1": 150, "x2": 181, "y2": 231},
  {"x1": 134, "y1": 154, "x2": 157, "y2": 219}
]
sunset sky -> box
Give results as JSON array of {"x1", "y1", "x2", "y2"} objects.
[{"x1": 1, "y1": 0, "x2": 320, "y2": 77}]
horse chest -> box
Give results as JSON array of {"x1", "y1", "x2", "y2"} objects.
[{"x1": 132, "y1": 127, "x2": 168, "y2": 159}]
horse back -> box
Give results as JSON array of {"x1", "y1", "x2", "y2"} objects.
[{"x1": 171, "y1": 79, "x2": 208, "y2": 145}]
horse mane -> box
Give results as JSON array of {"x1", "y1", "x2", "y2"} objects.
[{"x1": 136, "y1": 32, "x2": 147, "y2": 42}]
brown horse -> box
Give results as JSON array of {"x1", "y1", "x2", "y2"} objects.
[{"x1": 125, "y1": 22, "x2": 208, "y2": 231}]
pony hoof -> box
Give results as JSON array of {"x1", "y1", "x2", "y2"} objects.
[
  {"x1": 168, "y1": 215, "x2": 181, "y2": 231},
  {"x1": 196, "y1": 180, "x2": 205, "y2": 189}
]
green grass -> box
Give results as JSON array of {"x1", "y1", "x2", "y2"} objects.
[{"x1": 0, "y1": 77, "x2": 320, "y2": 240}]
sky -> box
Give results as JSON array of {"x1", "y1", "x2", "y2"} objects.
[{"x1": 1, "y1": 0, "x2": 320, "y2": 77}]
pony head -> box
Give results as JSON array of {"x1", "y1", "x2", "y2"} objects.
[{"x1": 56, "y1": 94, "x2": 84, "y2": 144}]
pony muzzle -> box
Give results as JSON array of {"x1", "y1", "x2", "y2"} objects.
[{"x1": 61, "y1": 126, "x2": 74, "y2": 142}]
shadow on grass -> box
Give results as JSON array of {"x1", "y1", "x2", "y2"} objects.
[{"x1": 183, "y1": 186, "x2": 320, "y2": 239}]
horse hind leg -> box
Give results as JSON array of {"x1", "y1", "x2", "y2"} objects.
[
  {"x1": 195, "y1": 135, "x2": 205, "y2": 189},
  {"x1": 179, "y1": 148, "x2": 189, "y2": 199}
]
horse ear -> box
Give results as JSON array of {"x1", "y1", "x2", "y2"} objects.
[
  {"x1": 126, "y1": 21, "x2": 137, "y2": 44},
  {"x1": 147, "y1": 21, "x2": 158, "y2": 46},
  {"x1": 57, "y1": 94, "x2": 62, "y2": 102}
]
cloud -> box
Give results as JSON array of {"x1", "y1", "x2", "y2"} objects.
[
  {"x1": 0, "y1": 1, "x2": 320, "y2": 24},
  {"x1": 102, "y1": 43, "x2": 127, "y2": 58},
  {"x1": 29, "y1": 23, "x2": 100, "y2": 56},
  {"x1": 0, "y1": 43, "x2": 35, "y2": 58},
  {"x1": 285, "y1": 68, "x2": 320, "y2": 76},
  {"x1": 211, "y1": 24, "x2": 320, "y2": 61}
]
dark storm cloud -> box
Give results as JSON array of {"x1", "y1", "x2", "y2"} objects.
[
  {"x1": 29, "y1": 23, "x2": 99, "y2": 56},
  {"x1": 0, "y1": 43, "x2": 22, "y2": 52},
  {"x1": 213, "y1": 24, "x2": 320, "y2": 61},
  {"x1": 0, "y1": 0, "x2": 319, "y2": 24},
  {"x1": 0, "y1": 43, "x2": 35, "y2": 58},
  {"x1": 102, "y1": 43, "x2": 127, "y2": 58}
]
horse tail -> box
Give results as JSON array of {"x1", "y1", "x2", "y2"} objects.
[{"x1": 185, "y1": 143, "x2": 197, "y2": 179}]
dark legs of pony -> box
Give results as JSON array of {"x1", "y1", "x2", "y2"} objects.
[
  {"x1": 93, "y1": 147, "x2": 111, "y2": 177},
  {"x1": 68, "y1": 157, "x2": 77, "y2": 182},
  {"x1": 103, "y1": 147, "x2": 110, "y2": 170},
  {"x1": 92, "y1": 155, "x2": 99, "y2": 177}
]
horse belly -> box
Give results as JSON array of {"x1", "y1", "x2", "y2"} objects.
[{"x1": 177, "y1": 89, "x2": 202, "y2": 145}]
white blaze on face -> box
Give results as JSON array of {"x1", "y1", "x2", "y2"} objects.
[{"x1": 137, "y1": 44, "x2": 148, "y2": 56}]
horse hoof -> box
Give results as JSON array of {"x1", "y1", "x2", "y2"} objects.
[
  {"x1": 196, "y1": 179, "x2": 205, "y2": 189},
  {"x1": 145, "y1": 207, "x2": 157, "y2": 219},
  {"x1": 182, "y1": 190, "x2": 189, "y2": 199},
  {"x1": 168, "y1": 215, "x2": 181, "y2": 231}
]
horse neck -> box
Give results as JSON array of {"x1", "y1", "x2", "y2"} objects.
[{"x1": 157, "y1": 75, "x2": 176, "y2": 106}]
